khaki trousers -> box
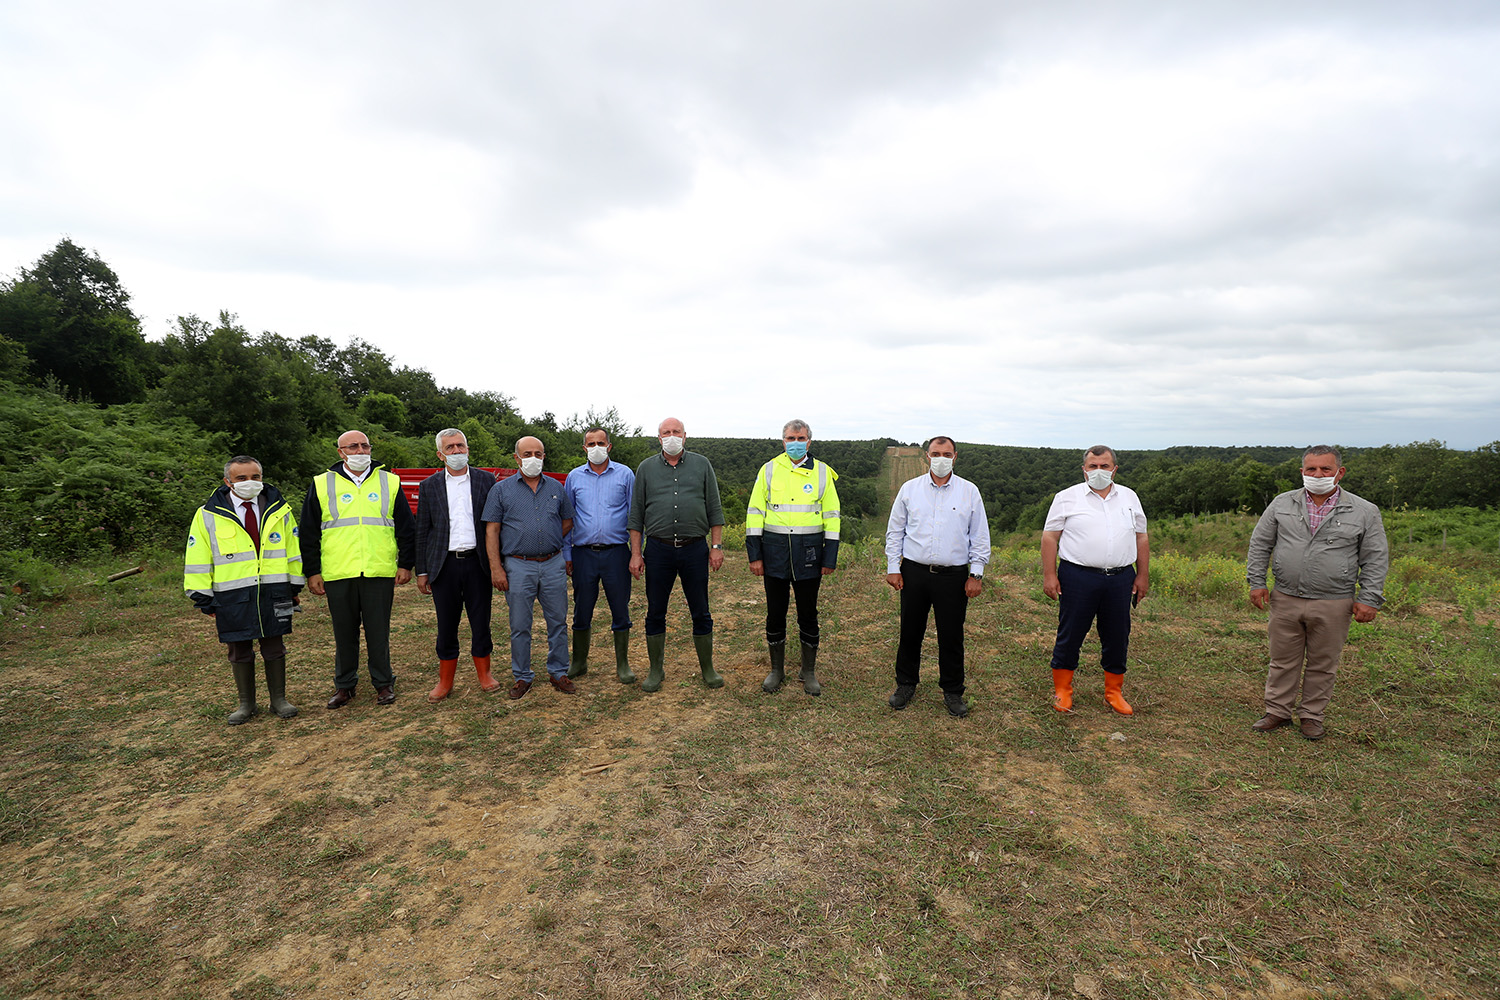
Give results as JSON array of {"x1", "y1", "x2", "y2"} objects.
[{"x1": 1264, "y1": 592, "x2": 1353, "y2": 724}]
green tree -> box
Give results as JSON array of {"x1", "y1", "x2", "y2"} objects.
[
  {"x1": 0, "y1": 239, "x2": 156, "y2": 402},
  {"x1": 357, "y1": 392, "x2": 409, "y2": 432}
]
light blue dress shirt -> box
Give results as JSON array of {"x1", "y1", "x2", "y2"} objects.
[
  {"x1": 562, "y1": 461, "x2": 635, "y2": 560},
  {"x1": 885, "y1": 473, "x2": 992, "y2": 576}
]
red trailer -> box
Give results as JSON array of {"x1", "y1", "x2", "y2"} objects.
[{"x1": 391, "y1": 468, "x2": 567, "y2": 509}]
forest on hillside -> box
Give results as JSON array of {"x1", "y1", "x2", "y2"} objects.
[{"x1": 1, "y1": 238, "x2": 1495, "y2": 567}]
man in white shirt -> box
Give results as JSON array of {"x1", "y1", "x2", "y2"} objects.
[
  {"x1": 1041, "y1": 445, "x2": 1151, "y2": 716},
  {"x1": 884, "y1": 437, "x2": 991, "y2": 717},
  {"x1": 416, "y1": 428, "x2": 501, "y2": 701}
]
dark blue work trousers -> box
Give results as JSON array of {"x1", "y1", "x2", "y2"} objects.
[
  {"x1": 430, "y1": 552, "x2": 493, "y2": 660},
  {"x1": 571, "y1": 543, "x2": 633, "y2": 633},
  {"x1": 1048, "y1": 560, "x2": 1135, "y2": 675},
  {"x1": 643, "y1": 537, "x2": 713, "y2": 636}
]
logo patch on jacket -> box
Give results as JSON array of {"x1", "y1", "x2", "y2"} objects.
[
  {"x1": 291, "y1": 526, "x2": 299, "y2": 536},
  {"x1": 341, "y1": 493, "x2": 353, "y2": 504},
  {"x1": 802, "y1": 483, "x2": 815, "y2": 493},
  {"x1": 269, "y1": 531, "x2": 282, "y2": 543},
  {"x1": 367, "y1": 492, "x2": 379, "y2": 502},
  {"x1": 188, "y1": 536, "x2": 197, "y2": 547}
]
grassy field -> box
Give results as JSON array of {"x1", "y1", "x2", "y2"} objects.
[{"x1": 1, "y1": 512, "x2": 1497, "y2": 998}]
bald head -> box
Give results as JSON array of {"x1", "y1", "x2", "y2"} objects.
[{"x1": 657, "y1": 417, "x2": 685, "y2": 437}]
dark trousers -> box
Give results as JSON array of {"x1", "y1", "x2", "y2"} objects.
[
  {"x1": 430, "y1": 553, "x2": 493, "y2": 660},
  {"x1": 571, "y1": 544, "x2": 633, "y2": 632},
  {"x1": 894, "y1": 559, "x2": 969, "y2": 694},
  {"x1": 1048, "y1": 561, "x2": 1135, "y2": 675},
  {"x1": 325, "y1": 575, "x2": 395, "y2": 690},
  {"x1": 643, "y1": 538, "x2": 713, "y2": 636},
  {"x1": 764, "y1": 574, "x2": 821, "y2": 646},
  {"x1": 226, "y1": 635, "x2": 286, "y2": 664}
]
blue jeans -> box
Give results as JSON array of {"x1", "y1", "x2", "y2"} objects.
[
  {"x1": 503, "y1": 555, "x2": 569, "y2": 682},
  {"x1": 570, "y1": 544, "x2": 633, "y2": 632},
  {"x1": 643, "y1": 538, "x2": 713, "y2": 636},
  {"x1": 1048, "y1": 560, "x2": 1135, "y2": 674}
]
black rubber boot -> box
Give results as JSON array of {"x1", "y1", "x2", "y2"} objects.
[
  {"x1": 228, "y1": 660, "x2": 258, "y2": 725},
  {"x1": 264, "y1": 655, "x2": 298, "y2": 719},
  {"x1": 613, "y1": 628, "x2": 635, "y2": 685},
  {"x1": 799, "y1": 642, "x2": 821, "y2": 696},
  {"x1": 762, "y1": 640, "x2": 786, "y2": 693},
  {"x1": 569, "y1": 628, "x2": 590, "y2": 678}
]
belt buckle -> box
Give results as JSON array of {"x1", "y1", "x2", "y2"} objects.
[{"x1": 928, "y1": 563, "x2": 942, "y2": 573}]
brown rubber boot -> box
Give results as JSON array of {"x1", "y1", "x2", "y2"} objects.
[
  {"x1": 1104, "y1": 672, "x2": 1133, "y2": 716},
  {"x1": 1052, "y1": 668, "x2": 1074, "y2": 712},
  {"x1": 474, "y1": 655, "x2": 503, "y2": 693},
  {"x1": 428, "y1": 659, "x2": 458, "y2": 702}
]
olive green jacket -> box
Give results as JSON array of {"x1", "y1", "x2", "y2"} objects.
[{"x1": 1246, "y1": 487, "x2": 1388, "y2": 608}]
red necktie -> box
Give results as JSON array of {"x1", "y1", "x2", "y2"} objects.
[{"x1": 242, "y1": 501, "x2": 260, "y2": 551}]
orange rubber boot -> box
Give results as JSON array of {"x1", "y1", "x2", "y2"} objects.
[
  {"x1": 1104, "y1": 672, "x2": 1133, "y2": 716},
  {"x1": 1051, "y1": 669, "x2": 1073, "y2": 712},
  {"x1": 474, "y1": 655, "x2": 503, "y2": 693},
  {"x1": 428, "y1": 659, "x2": 458, "y2": 703}
]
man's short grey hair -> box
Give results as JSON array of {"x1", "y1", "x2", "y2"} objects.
[
  {"x1": 925, "y1": 436, "x2": 956, "y2": 452},
  {"x1": 435, "y1": 427, "x2": 465, "y2": 451},
  {"x1": 1303, "y1": 445, "x2": 1341, "y2": 467},
  {"x1": 1085, "y1": 445, "x2": 1116, "y2": 465},
  {"x1": 224, "y1": 455, "x2": 262, "y2": 478},
  {"x1": 782, "y1": 419, "x2": 810, "y2": 438}
]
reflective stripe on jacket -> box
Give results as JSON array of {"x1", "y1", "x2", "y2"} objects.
[
  {"x1": 745, "y1": 454, "x2": 841, "y2": 580},
  {"x1": 312, "y1": 468, "x2": 401, "y2": 580},
  {"x1": 183, "y1": 484, "x2": 304, "y2": 642}
]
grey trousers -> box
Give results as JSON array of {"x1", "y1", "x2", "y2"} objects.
[
  {"x1": 1264, "y1": 592, "x2": 1353, "y2": 724},
  {"x1": 325, "y1": 575, "x2": 396, "y2": 690}
]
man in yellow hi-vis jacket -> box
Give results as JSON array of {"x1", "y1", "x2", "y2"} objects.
[
  {"x1": 745, "y1": 419, "x2": 841, "y2": 695},
  {"x1": 184, "y1": 455, "x2": 305, "y2": 725},
  {"x1": 299, "y1": 429, "x2": 416, "y2": 710}
]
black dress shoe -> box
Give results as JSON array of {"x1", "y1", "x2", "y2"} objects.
[
  {"x1": 944, "y1": 692, "x2": 970, "y2": 718},
  {"x1": 375, "y1": 685, "x2": 396, "y2": 705},
  {"x1": 326, "y1": 688, "x2": 355, "y2": 710},
  {"x1": 888, "y1": 684, "x2": 916, "y2": 709}
]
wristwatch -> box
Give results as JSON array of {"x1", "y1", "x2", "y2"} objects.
[
  {"x1": 711, "y1": 543, "x2": 723, "y2": 550},
  {"x1": 968, "y1": 573, "x2": 982, "y2": 580}
]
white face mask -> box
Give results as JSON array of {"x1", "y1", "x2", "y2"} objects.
[
  {"x1": 444, "y1": 452, "x2": 469, "y2": 472},
  {"x1": 520, "y1": 456, "x2": 545, "y2": 478},
  {"x1": 230, "y1": 480, "x2": 264, "y2": 500},
  {"x1": 928, "y1": 456, "x2": 954, "y2": 478},
  {"x1": 661, "y1": 436, "x2": 685, "y2": 456},
  {"x1": 1303, "y1": 475, "x2": 1338, "y2": 494},
  {"x1": 344, "y1": 452, "x2": 372, "y2": 473},
  {"x1": 586, "y1": 445, "x2": 610, "y2": 466},
  {"x1": 1086, "y1": 468, "x2": 1114, "y2": 491}
]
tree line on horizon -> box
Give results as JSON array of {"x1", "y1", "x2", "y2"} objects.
[{"x1": 1, "y1": 237, "x2": 1495, "y2": 567}]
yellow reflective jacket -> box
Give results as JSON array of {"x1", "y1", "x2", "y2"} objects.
[
  {"x1": 309, "y1": 467, "x2": 402, "y2": 580},
  {"x1": 745, "y1": 453, "x2": 841, "y2": 580},
  {"x1": 183, "y1": 484, "x2": 304, "y2": 642}
]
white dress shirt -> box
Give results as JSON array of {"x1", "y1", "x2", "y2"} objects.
[
  {"x1": 444, "y1": 471, "x2": 476, "y2": 551},
  {"x1": 885, "y1": 473, "x2": 991, "y2": 575},
  {"x1": 1044, "y1": 482, "x2": 1147, "y2": 569}
]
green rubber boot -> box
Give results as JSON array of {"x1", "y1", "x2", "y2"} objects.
[
  {"x1": 799, "y1": 641, "x2": 821, "y2": 697},
  {"x1": 642, "y1": 633, "x2": 666, "y2": 693},
  {"x1": 264, "y1": 655, "x2": 299, "y2": 718},
  {"x1": 614, "y1": 628, "x2": 636, "y2": 685},
  {"x1": 762, "y1": 640, "x2": 786, "y2": 693},
  {"x1": 694, "y1": 632, "x2": 723, "y2": 689},
  {"x1": 568, "y1": 628, "x2": 590, "y2": 679},
  {"x1": 227, "y1": 660, "x2": 258, "y2": 725}
]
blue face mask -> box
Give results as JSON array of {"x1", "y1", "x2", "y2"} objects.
[{"x1": 785, "y1": 441, "x2": 808, "y2": 461}]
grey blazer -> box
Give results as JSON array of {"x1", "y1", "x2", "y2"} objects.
[{"x1": 415, "y1": 468, "x2": 497, "y2": 583}]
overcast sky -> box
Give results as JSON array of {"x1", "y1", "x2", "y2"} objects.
[{"x1": 3, "y1": 1, "x2": 1497, "y2": 449}]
